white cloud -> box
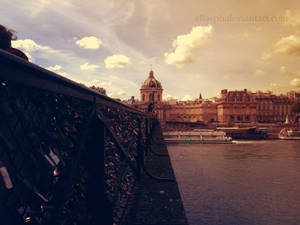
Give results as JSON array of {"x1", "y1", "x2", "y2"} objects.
[
  {"x1": 253, "y1": 69, "x2": 266, "y2": 77},
  {"x1": 273, "y1": 35, "x2": 300, "y2": 56},
  {"x1": 280, "y1": 66, "x2": 287, "y2": 74},
  {"x1": 90, "y1": 79, "x2": 112, "y2": 87},
  {"x1": 58, "y1": 71, "x2": 72, "y2": 78},
  {"x1": 270, "y1": 83, "x2": 281, "y2": 88},
  {"x1": 46, "y1": 65, "x2": 62, "y2": 71},
  {"x1": 75, "y1": 36, "x2": 102, "y2": 49},
  {"x1": 12, "y1": 39, "x2": 50, "y2": 52},
  {"x1": 285, "y1": 10, "x2": 300, "y2": 28},
  {"x1": 104, "y1": 54, "x2": 131, "y2": 69},
  {"x1": 280, "y1": 66, "x2": 300, "y2": 77},
  {"x1": 290, "y1": 78, "x2": 300, "y2": 87},
  {"x1": 12, "y1": 39, "x2": 51, "y2": 61},
  {"x1": 80, "y1": 62, "x2": 100, "y2": 71},
  {"x1": 109, "y1": 90, "x2": 127, "y2": 99},
  {"x1": 261, "y1": 52, "x2": 272, "y2": 61},
  {"x1": 239, "y1": 31, "x2": 251, "y2": 40},
  {"x1": 181, "y1": 95, "x2": 193, "y2": 101},
  {"x1": 164, "y1": 25, "x2": 213, "y2": 68},
  {"x1": 163, "y1": 93, "x2": 178, "y2": 100}
]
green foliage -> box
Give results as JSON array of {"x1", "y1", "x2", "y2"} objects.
[
  {"x1": 291, "y1": 101, "x2": 300, "y2": 113},
  {"x1": 89, "y1": 85, "x2": 107, "y2": 96}
]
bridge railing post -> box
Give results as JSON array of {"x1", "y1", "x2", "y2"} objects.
[{"x1": 85, "y1": 115, "x2": 113, "y2": 225}]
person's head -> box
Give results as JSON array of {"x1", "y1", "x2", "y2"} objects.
[{"x1": 0, "y1": 24, "x2": 16, "y2": 50}]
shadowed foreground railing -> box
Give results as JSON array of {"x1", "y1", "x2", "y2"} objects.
[{"x1": 0, "y1": 50, "x2": 168, "y2": 225}]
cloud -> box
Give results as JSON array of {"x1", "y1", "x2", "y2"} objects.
[
  {"x1": 164, "y1": 25, "x2": 213, "y2": 68},
  {"x1": 181, "y1": 95, "x2": 193, "y2": 101},
  {"x1": 163, "y1": 93, "x2": 178, "y2": 100},
  {"x1": 290, "y1": 78, "x2": 300, "y2": 87},
  {"x1": 239, "y1": 31, "x2": 251, "y2": 40},
  {"x1": 12, "y1": 39, "x2": 51, "y2": 61},
  {"x1": 270, "y1": 83, "x2": 281, "y2": 88},
  {"x1": 46, "y1": 65, "x2": 62, "y2": 71},
  {"x1": 253, "y1": 69, "x2": 266, "y2": 77},
  {"x1": 12, "y1": 39, "x2": 50, "y2": 52},
  {"x1": 273, "y1": 35, "x2": 300, "y2": 56},
  {"x1": 80, "y1": 62, "x2": 100, "y2": 71},
  {"x1": 285, "y1": 10, "x2": 300, "y2": 29},
  {"x1": 109, "y1": 90, "x2": 127, "y2": 99},
  {"x1": 75, "y1": 36, "x2": 102, "y2": 49},
  {"x1": 261, "y1": 52, "x2": 272, "y2": 61},
  {"x1": 90, "y1": 79, "x2": 112, "y2": 87},
  {"x1": 280, "y1": 66, "x2": 287, "y2": 74},
  {"x1": 280, "y1": 66, "x2": 300, "y2": 77},
  {"x1": 104, "y1": 54, "x2": 131, "y2": 69}
]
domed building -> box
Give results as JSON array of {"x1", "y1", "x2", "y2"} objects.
[
  {"x1": 140, "y1": 70, "x2": 163, "y2": 104},
  {"x1": 126, "y1": 69, "x2": 296, "y2": 126}
]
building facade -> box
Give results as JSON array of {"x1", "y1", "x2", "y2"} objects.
[{"x1": 129, "y1": 70, "x2": 298, "y2": 124}]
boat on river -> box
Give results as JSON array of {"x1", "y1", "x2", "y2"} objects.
[
  {"x1": 163, "y1": 130, "x2": 233, "y2": 144},
  {"x1": 216, "y1": 127, "x2": 268, "y2": 140},
  {"x1": 278, "y1": 128, "x2": 300, "y2": 140}
]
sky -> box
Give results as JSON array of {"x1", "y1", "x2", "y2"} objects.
[{"x1": 1, "y1": 0, "x2": 300, "y2": 100}]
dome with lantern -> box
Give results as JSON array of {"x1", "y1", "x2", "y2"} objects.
[
  {"x1": 141, "y1": 70, "x2": 162, "y2": 89},
  {"x1": 140, "y1": 69, "x2": 163, "y2": 103}
]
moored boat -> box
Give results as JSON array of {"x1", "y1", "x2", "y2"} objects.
[
  {"x1": 216, "y1": 127, "x2": 268, "y2": 140},
  {"x1": 278, "y1": 128, "x2": 300, "y2": 140},
  {"x1": 163, "y1": 130, "x2": 233, "y2": 144}
]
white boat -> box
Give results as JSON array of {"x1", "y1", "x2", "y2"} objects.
[
  {"x1": 278, "y1": 128, "x2": 300, "y2": 140},
  {"x1": 163, "y1": 130, "x2": 233, "y2": 144}
]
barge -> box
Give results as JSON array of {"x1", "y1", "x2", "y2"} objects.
[{"x1": 163, "y1": 130, "x2": 233, "y2": 144}]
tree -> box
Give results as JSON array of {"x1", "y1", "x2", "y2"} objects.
[
  {"x1": 291, "y1": 101, "x2": 300, "y2": 113},
  {"x1": 90, "y1": 85, "x2": 106, "y2": 96}
]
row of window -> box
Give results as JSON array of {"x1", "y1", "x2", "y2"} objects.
[{"x1": 142, "y1": 93, "x2": 161, "y2": 101}]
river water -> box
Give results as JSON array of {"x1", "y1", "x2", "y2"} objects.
[{"x1": 168, "y1": 140, "x2": 300, "y2": 225}]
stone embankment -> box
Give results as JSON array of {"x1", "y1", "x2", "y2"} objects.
[{"x1": 124, "y1": 119, "x2": 189, "y2": 225}]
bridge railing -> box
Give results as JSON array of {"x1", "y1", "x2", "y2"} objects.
[{"x1": 0, "y1": 49, "x2": 156, "y2": 225}]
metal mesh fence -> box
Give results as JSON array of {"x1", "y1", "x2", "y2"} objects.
[{"x1": 0, "y1": 75, "x2": 148, "y2": 225}]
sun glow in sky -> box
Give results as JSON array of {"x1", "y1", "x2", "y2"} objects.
[{"x1": 1, "y1": 0, "x2": 300, "y2": 100}]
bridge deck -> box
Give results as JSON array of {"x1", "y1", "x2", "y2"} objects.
[{"x1": 124, "y1": 121, "x2": 189, "y2": 225}]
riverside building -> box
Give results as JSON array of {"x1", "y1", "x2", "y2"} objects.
[{"x1": 126, "y1": 70, "x2": 298, "y2": 124}]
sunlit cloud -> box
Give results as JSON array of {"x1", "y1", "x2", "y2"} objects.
[
  {"x1": 46, "y1": 65, "x2": 62, "y2": 71},
  {"x1": 280, "y1": 66, "x2": 300, "y2": 77},
  {"x1": 273, "y1": 34, "x2": 300, "y2": 56},
  {"x1": 90, "y1": 79, "x2": 112, "y2": 87},
  {"x1": 109, "y1": 90, "x2": 127, "y2": 99},
  {"x1": 261, "y1": 52, "x2": 272, "y2": 61},
  {"x1": 75, "y1": 36, "x2": 102, "y2": 49},
  {"x1": 12, "y1": 39, "x2": 51, "y2": 61},
  {"x1": 12, "y1": 39, "x2": 50, "y2": 52},
  {"x1": 104, "y1": 54, "x2": 131, "y2": 69},
  {"x1": 164, "y1": 25, "x2": 213, "y2": 68},
  {"x1": 80, "y1": 62, "x2": 100, "y2": 71},
  {"x1": 181, "y1": 95, "x2": 193, "y2": 101},
  {"x1": 253, "y1": 69, "x2": 266, "y2": 77},
  {"x1": 270, "y1": 83, "x2": 281, "y2": 88},
  {"x1": 285, "y1": 10, "x2": 300, "y2": 29},
  {"x1": 290, "y1": 78, "x2": 300, "y2": 87},
  {"x1": 239, "y1": 31, "x2": 251, "y2": 40},
  {"x1": 163, "y1": 93, "x2": 178, "y2": 100}
]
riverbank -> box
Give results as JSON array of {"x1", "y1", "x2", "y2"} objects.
[{"x1": 162, "y1": 121, "x2": 300, "y2": 140}]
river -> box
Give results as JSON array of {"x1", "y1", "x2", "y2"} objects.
[{"x1": 168, "y1": 140, "x2": 300, "y2": 225}]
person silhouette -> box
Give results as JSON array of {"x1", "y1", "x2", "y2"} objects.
[{"x1": 0, "y1": 24, "x2": 28, "y2": 61}]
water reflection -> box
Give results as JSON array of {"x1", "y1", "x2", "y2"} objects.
[{"x1": 168, "y1": 140, "x2": 300, "y2": 225}]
